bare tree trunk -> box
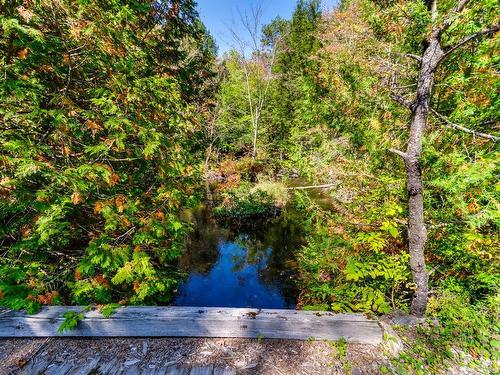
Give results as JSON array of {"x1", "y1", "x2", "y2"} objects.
[
  {"x1": 406, "y1": 29, "x2": 443, "y2": 316},
  {"x1": 393, "y1": 28, "x2": 443, "y2": 317},
  {"x1": 229, "y1": 4, "x2": 277, "y2": 161},
  {"x1": 390, "y1": 0, "x2": 498, "y2": 317},
  {"x1": 252, "y1": 118, "x2": 258, "y2": 159}
]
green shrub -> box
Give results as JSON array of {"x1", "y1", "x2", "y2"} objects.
[{"x1": 214, "y1": 185, "x2": 279, "y2": 220}]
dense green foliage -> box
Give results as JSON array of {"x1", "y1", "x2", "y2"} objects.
[
  {"x1": 0, "y1": 0, "x2": 216, "y2": 310},
  {"x1": 209, "y1": 0, "x2": 498, "y2": 371},
  {"x1": 0, "y1": 0, "x2": 498, "y2": 371}
]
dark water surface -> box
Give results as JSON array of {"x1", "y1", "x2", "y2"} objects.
[{"x1": 174, "y1": 207, "x2": 304, "y2": 309}]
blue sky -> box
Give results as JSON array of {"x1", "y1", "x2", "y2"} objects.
[{"x1": 195, "y1": 0, "x2": 338, "y2": 55}]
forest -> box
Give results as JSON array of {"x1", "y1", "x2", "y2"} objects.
[{"x1": 0, "y1": 0, "x2": 498, "y2": 373}]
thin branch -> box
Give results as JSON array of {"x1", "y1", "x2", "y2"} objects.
[
  {"x1": 431, "y1": 0, "x2": 438, "y2": 21},
  {"x1": 391, "y1": 93, "x2": 415, "y2": 110},
  {"x1": 389, "y1": 148, "x2": 409, "y2": 160},
  {"x1": 454, "y1": 0, "x2": 472, "y2": 13},
  {"x1": 405, "y1": 54, "x2": 422, "y2": 62},
  {"x1": 442, "y1": 0, "x2": 472, "y2": 29},
  {"x1": 430, "y1": 109, "x2": 499, "y2": 142},
  {"x1": 442, "y1": 24, "x2": 500, "y2": 59},
  {"x1": 286, "y1": 183, "x2": 336, "y2": 191}
]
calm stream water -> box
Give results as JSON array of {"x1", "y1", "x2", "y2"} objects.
[{"x1": 174, "y1": 207, "x2": 305, "y2": 308}]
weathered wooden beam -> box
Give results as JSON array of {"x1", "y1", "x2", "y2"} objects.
[{"x1": 0, "y1": 307, "x2": 383, "y2": 345}]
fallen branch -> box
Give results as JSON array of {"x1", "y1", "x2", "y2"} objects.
[
  {"x1": 286, "y1": 183, "x2": 336, "y2": 190},
  {"x1": 430, "y1": 109, "x2": 499, "y2": 142}
]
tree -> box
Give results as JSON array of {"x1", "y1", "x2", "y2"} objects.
[
  {"x1": 0, "y1": 0, "x2": 216, "y2": 310},
  {"x1": 228, "y1": 4, "x2": 277, "y2": 159},
  {"x1": 389, "y1": 0, "x2": 499, "y2": 316},
  {"x1": 263, "y1": 0, "x2": 322, "y2": 161}
]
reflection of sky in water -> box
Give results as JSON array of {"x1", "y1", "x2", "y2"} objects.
[{"x1": 174, "y1": 239, "x2": 294, "y2": 309}]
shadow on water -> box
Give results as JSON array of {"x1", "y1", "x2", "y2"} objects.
[{"x1": 174, "y1": 206, "x2": 305, "y2": 309}]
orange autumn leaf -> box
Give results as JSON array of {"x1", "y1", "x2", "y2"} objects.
[
  {"x1": 115, "y1": 195, "x2": 126, "y2": 213},
  {"x1": 17, "y1": 48, "x2": 29, "y2": 59},
  {"x1": 21, "y1": 225, "x2": 31, "y2": 238},
  {"x1": 467, "y1": 201, "x2": 480, "y2": 213},
  {"x1": 93, "y1": 275, "x2": 109, "y2": 286},
  {"x1": 121, "y1": 216, "x2": 132, "y2": 227},
  {"x1": 63, "y1": 54, "x2": 71, "y2": 65},
  {"x1": 36, "y1": 291, "x2": 59, "y2": 305},
  {"x1": 74, "y1": 270, "x2": 82, "y2": 281},
  {"x1": 71, "y1": 191, "x2": 83, "y2": 205},
  {"x1": 109, "y1": 172, "x2": 120, "y2": 187},
  {"x1": 94, "y1": 201, "x2": 103, "y2": 214},
  {"x1": 86, "y1": 120, "x2": 102, "y2": 137},
  {"x1": 133, "y1": 280, "x2": 140, "y2": 293}
]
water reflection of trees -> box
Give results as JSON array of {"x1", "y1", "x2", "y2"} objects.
[
  {"x1": 179, "y1": 206, "x2": 305, "y2": 306},
  {"x1": 179, "y1": 208, "x2": 229, "y2": 275},
  {"x1": 224, "y1": 209, "x2": 305, "y2": 304}
]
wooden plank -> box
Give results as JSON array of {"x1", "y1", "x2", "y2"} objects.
[{"x1": 0, "y1": 306, "x2": 383, "y2": 344}]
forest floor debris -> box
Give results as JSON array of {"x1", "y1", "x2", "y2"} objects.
[{"x1": 0, "y1": 337, "x2": 390, "y2": 374}]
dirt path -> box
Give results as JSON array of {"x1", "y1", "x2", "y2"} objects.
[{"x1": 0, "y1": 337, "x2": 389, "y2": 374}]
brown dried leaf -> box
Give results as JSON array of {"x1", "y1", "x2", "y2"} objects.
[
  {"x1": 16, "y1": 358, "x2": 28, "y2": 368},
  {"x1": 17, "y1": 5, "x2": 34, "y2": 22}
]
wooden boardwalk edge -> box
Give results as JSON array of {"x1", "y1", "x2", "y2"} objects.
[{"x1": 0, "y1": 306, "x2": 383, "y2": 345}]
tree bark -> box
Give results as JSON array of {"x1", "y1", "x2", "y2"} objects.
[
  {"x1": 402, "y1": 28, "x2": 443, "y2": 317},
  {"x1": 391, "y1": 0, "x2": 498, "y2": 317}
]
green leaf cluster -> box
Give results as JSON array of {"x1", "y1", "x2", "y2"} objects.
[{"x1": 0, "y1": 0, "x2": 216, "y2": 309}]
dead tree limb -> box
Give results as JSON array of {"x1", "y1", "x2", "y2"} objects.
[
  {"x1": 442, "y1": 24, "x2": 500, "y2": 60},
  {"x1": 430, "y1": 109, "x2": 499, "y2": 141}
]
